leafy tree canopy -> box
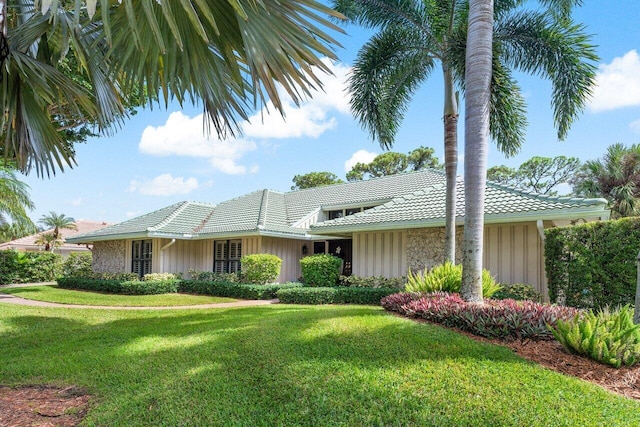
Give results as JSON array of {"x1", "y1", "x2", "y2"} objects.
[
  {"x1": 347, "y1": 147, "x2": 441, "y2": 181},
  {"x1": 291, "y1": 172, "x2": 344, "y2": 190},
  {"x1": 487, "y1": 156, "x2": 581, "y2": 195}
]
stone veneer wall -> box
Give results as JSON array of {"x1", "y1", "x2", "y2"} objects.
[
  {"x1": 407, "y1": 227, "x2": 464, "y2": 272},
  {"x1": 92, "y1": 240, "x2": 127, "y2": 273}
]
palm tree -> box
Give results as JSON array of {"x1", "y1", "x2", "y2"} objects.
[
  {"x1": 461, "y1": 0, "x2": 494, "y2": 303},
  {"x1": 334, "y1": 0, "x2": 467, "y2": 263},
  {"x1": 460, "y1": 0, "x2": 594, "y2": 301},
  {"x1": 0, "y1": 164, "x2": 36, "y2": 234},
  {"x1": 39, "y1": 212, "x2": 77, "y2": 241},
  {"x1": 34, "y1": 232, "x2": 61, "y2": 252},
  {"x1": 334, "y1": 0, "x2": 597, "y2": 266},
  {"x1": 1, "y1": 1, "x2": 343, "y2": 176},
  {"x1": 572, "y1": 143, "x2": 640, "y2": 219}
]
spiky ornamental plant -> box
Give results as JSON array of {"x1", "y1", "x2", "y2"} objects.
[
  {"x1": 551, "y1": 305, "x2": 640, "y2": 368},
  {"x1": 405, "y1": 261, "x2": 501, "y2": 298}
]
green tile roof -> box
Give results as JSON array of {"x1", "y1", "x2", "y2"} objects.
[
  {"x1": 310, "y1": 178, "x2": 610, "y2": 232},
  {"x1": 67, "y1": 170, "x2": 609, "y2": 243}
]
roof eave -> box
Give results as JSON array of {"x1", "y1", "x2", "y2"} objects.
[{"x1": 308, "y1": 207, "x2": 611, "y2": 234}]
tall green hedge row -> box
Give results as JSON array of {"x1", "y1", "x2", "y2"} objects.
[
  {"x1": 0, "y1": 250, "x2": 62, "y2": 285},
  {"x1": 545, "y1": 217, "x2": 640, "y2": 309}
]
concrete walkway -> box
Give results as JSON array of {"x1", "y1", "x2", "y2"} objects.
[{"x1": 0, "y1": 283, "x2": 279, "y2": 310}]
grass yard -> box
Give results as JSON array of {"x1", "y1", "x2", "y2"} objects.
[
  {"x1": 0, "y1": 285, "x2": 237, "y2": 306},
  {"x1": 0, "y1": 303, "x2": 638, "y2": 426}
]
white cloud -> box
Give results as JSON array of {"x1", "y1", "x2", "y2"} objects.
[
  {"x1": 70, "y1": 197, "x2": 83, "y2": 207},
  {"x1": 126, "y1": 211, "x2": 141, "y2": 218},
  {"x1": 128, "y1": 174, "x2": 200, "y2": 196},
  {"x1": 630, "y1": 119, "x2": 640, "y2": 134},
  {"x1": 242, "y1": 60, "x2": 352, "y2": 139},
  {"x1": 344, "y1": 149, "x2": 378, "y2": 171},
  {"x1": 139, "y1": 111, "x2": 258, "y2": 175},
  {"x1": 138, "y1": 60, "x2": 352, "y2": 173},
  {"x1": 590, "y1": 50, "x2": 640, "y2": 112}
]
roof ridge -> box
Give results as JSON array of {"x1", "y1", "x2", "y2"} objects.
[
  {"x1": 257, "y1": 189, "x2": 270, "y2": 229},
  {"x1": 285, "y1": 169, "x2": 445, "y2": 195},
  {"x1": 485, "y1": 180, "x2": 608, "y2": 205},
  {"x1": 147, "y1": 201, "x2": 191, "y2": 232},
  {"x1": 192, "y1": 205, "x2": 217, "y2": 234}
]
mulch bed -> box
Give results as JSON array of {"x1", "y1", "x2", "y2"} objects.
[
  {"x1": 0, "y1": 385, "x2": 91, "y2": 427},
  {"x1": 1, "y1": 325, "x2": 638, "y2": 427}
]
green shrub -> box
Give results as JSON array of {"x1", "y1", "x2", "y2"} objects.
[
  {"x1": 57, "y1": 277, "x2": 179, "y2": 295},
  {"x1": 240, "y1": 254, "x2": 282, "y2": 284},
  {"x1": 405, "y1": 262, "x2": 501, "y2": 298},
  {"x1": 493, "y1": 283, "x2": 544, "y2": 302},
  {"x1": 187, "y1": 269, "x2": 240, "y2": 282},
  {"x1": 179, "y1": 280, "x2": 302, "y2": 300},
  {"x1": 143, "y1": 272, "x2": 179, "y2": 281},
  {"x1": 0, "y1": 250, "x2": 62, "y2": 284},
  {"x1": 92, "y1": 272, "x2": 140, "y2": 281},
  {"x1": 545, "y1": 217, "x2": 640, "y2": 309},
  {"x1": 382, "y1": 292, "x2": 580, "y2": 341},
  {"x1": 338, "y1": 275, "x2": 406, "y2": 289},
  {"x1": 277, "y1": 286, "x2": 396, "y2": 305},
  {"x1": 550, "y1": 305, "x2": 640, "y2": 368},
  {"x1": 300, "y1": 254, "x2": 342, "y2": 287},
  {"x1": 61, "y1": 252, "x2": 93, "y2": 278}
]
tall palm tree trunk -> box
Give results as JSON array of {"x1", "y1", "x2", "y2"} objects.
[
  {"x1": 443, "y1": 67, "x2": 458, "y2": 263},
  {"x1": 461, "y1": 0, "x2": 493, "y2": 303}
]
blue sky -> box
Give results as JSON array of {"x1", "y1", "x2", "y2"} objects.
[{"x1": 21, "y1": 1, "x2": 640, "y2": 224}]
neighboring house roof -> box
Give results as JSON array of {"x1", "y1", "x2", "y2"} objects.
[
  {"x1": 66, "y1": 170, "x2": 610, "y2": 243},
  {"x1": 0, "y1": 220, "x2": 112, "y2": 252}
]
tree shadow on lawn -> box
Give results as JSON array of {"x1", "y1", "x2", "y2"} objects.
[{"x1": 0, "y1": 305, "x2": 638, "y2": 426}]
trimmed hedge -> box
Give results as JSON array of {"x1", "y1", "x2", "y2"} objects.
[
  {"x1": 240, "y1": 254, "x2": 282, "y2": 284},
  {"x1": 300, "y1": 254, "x2": 342, "y2": 287},
  {"x1": 337, "y1": 275, "x2": 406, "y2": 289},
  {"x1": 57, "y1": 277, "x2": 180, "y2": 295},
  {"x1": 179, "y1": 280, "x2": 302, "y2": 300},
  {"x1": 276, "y1": 286, "x2": 397, "y2": 305},
  {"x1": 545, "y1": 217, "x2": 640, "y2": 309},
  {"x1": 61, "y1": 252, "x2": 93, "y2": 279},
  {"x1": 493, "y1": 283, "x2": 544, "y2": 303},
  {"x1": 0, "y1": 250, "x2": 62, "y2": 284}
]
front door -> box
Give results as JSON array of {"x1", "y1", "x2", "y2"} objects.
[{"x1": 328, "y1": 239, "x2": 352, "y2": 276}]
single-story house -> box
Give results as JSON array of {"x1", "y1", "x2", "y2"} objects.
[
  {"x1": 0, "y1": 221, "x2": 111, "y2": 257},
  {"x1": 67, "y1": 170, "x2": 610, "y2": 297}
]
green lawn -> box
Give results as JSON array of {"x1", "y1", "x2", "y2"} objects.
[
  {"x1": 0, "y1": 303, "x2": 637, "y2": 426},
  {"x1": 0, "y1": 285, "x2": 237, "y2": 306}
]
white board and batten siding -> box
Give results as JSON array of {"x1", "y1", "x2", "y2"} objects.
[
  {"x1": 350, "y1": 222, "x2": 548, "y2": 296},
  {"x1": 351, "y1": 230, "x2": 408, "y2": 278},
  {"x1": 261, "y1": 237, "x2": 306, "y2": 282},
  {"x1": 157, "y1": 239, "x2": 213, "y2": 275},
  {"x1": 483, "y1": 222, "x2": 547, "y2": 297}
]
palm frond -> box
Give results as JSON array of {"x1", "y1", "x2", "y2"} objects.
[
  {"x1": 494, "y1": 10, "x2": 598, "y2": 141},
  {"x1": 349, "y1": 26, "x2": 435, "y2": 148}
]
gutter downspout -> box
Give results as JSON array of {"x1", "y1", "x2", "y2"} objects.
[
  {"x1": 160, "y1": 239, "x2": 176, "y2": 273},
  {"x1": 536, "y1": 220, "x2": 545, "y2": 242}
]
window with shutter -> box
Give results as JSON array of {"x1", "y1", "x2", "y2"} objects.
[
  {"x1": 213, "y1": 240, "x2": 242, "y2": 274},
  {"x1": 131, "y1": 240, "x2": 152, "y2": 278}
]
